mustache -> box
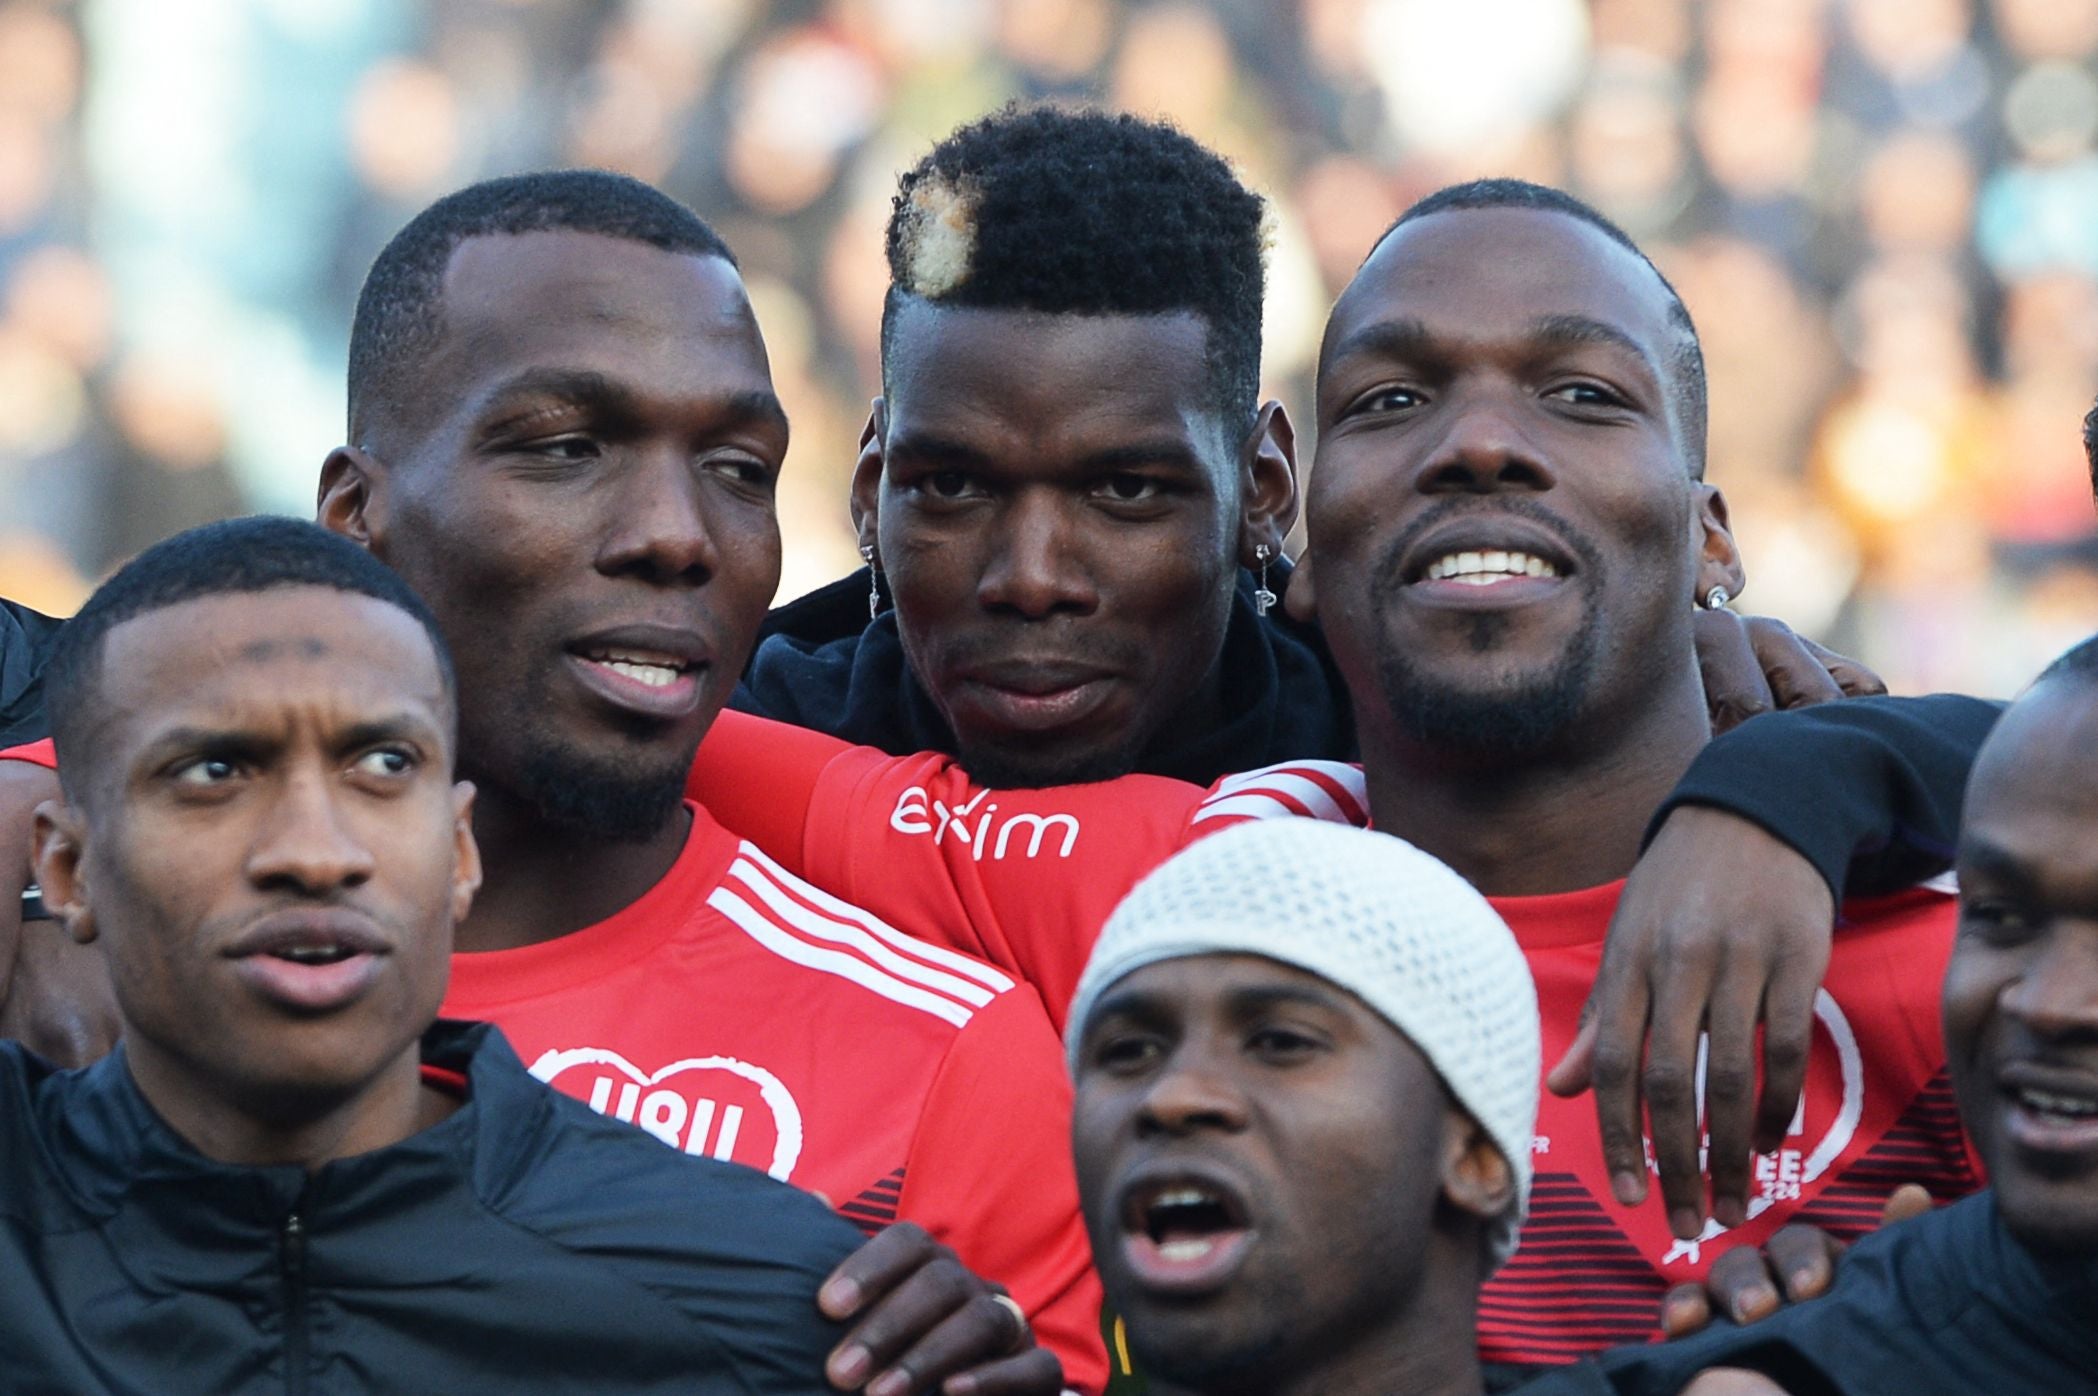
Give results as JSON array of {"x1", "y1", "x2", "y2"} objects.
[
  {"x1": 1370, "y1": 497, "x2": 1605, "y2": 592},
  {"x1": 933, "y1": 629, "x2": 1152, "y2": 674}
]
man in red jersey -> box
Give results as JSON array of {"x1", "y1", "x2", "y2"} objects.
[
  {"x1": 2, "y1": 170, "x2": 1096, "y2": 1396},
  {"x1": 673, "y1": 181, "x2": 1980, "y2": 1388}
]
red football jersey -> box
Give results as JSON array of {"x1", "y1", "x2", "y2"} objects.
[
  {"x1": 686, "y1": 716, "x2": 1982, "y2": 1367},
  {"x1": 1480, "y1": 880, "x2": 1982, "y2": 1367},
  {"x1": 442, "y1": 805, "x2": 1106, "y2": 1394}
]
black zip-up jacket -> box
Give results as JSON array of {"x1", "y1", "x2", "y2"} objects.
[{"x1": 0, "y1": 1021, "x2": 860, "y2": 1394}]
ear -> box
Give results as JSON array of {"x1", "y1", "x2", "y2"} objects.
[
  {"x1": 317, "y1": 446, "x2": 389, "y2": 554},
  {"x1": 1235, "y1": 401, "x2": 1300, "y2": 568},
  {"x1": 1440, "y1": 1108, "x2": 1518, "y2": 1226},
  {"x1": 31, "y1": 799, "x2": 97, "y2": 948},
  {"x1": 849, "y1": 398, "x2": 887, "y2": 565},
  {"x1": 447, "y1": 779, "x2": 482, "y2": 925},
  {"x1": 1693, "y1": 483, "x2": 1747, "y2": 607}
]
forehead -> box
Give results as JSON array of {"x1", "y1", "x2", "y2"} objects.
[
  {"x1": 95, "y1": 588, "x2": 450, "y2": 752},
  {"x1": 1323, "y1": 207, "x2": 1678, "y2": 374},
  {"x1": 1965, "y1": 682, "x2": 2098, "y2": 855},
  {"x1": 884, "y1": 302, "x2": 1227, "y2": 452},
  {"x1": 429, "y1": 231, "x2": 772, "y2": 408},
  {"x1": 1103, "y1": 952, "x2": 1376, "y2": 1022}
]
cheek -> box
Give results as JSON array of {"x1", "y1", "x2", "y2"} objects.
[{"x1": 1940, "y1": 955, "x2": 2010, "y2": 1064}]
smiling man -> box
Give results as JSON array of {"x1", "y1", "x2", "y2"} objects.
[
  {"x1": 1067, "y1": 819, "x2": 1540, "y2": 1396},
  {"x1": 0, "y1": 517, "x2": 869, "y2": 1393}
]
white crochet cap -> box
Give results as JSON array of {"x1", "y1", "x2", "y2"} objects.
[{"x1": 1067, "y1": 819, "x2": 1541, "y2": 1269}]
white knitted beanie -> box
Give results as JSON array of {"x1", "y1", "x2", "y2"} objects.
[{"x1": 1067, "y1": 819, "x2": 1541, "y2": 1269}]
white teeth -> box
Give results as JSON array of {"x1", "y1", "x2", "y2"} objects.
[
  {"x1": 598, "y1": 659, "x2": 681, "y2": 688},
  {"x1": 1156, "y1": 1238, "x2": 1217, "y2": 1262},
  {"x1": 1424, "y1": 550, "x2": 1559, "y2": 582},
  {"x1": 1153, "y1": 1187, "x2": 1215, "y2": 1209},
  {"x1": 2018, "y1": 1087, "x2": 2098, "y2": 1118}
]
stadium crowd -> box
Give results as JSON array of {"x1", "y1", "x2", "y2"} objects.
[{"x1": 3, "y1": 13, "x2": 2098, "y2": 1396}]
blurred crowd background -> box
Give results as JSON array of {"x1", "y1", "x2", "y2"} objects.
[{"x1": 1, "y1": 0, "x2": 2096, "y2": 695}]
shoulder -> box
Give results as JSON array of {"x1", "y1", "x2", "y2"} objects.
[
  {"x1": 710, "y1": 838, "x2": 1020, "y2": 1032},
  {"x1": 1189, "y1": 760, "x2": 1370, "y2": 832}
]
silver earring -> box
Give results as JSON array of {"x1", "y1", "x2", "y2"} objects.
[
  {"x1": 1253, "y1": 543, "x2": 1277, "y2": 618},
  {"x1": 1703, "y1": 585, "x2": 1730, "y2": 611},
  {"x1": 863, "y1": 546, "x2": 881, "y2": 620}
]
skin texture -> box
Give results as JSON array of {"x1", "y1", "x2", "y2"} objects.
[
  {"x1": 319, "y1": 232, "x2": 789, "y2": 953},
  {"x1": 31, "y1": 588, "x2": 478, "y2": 1168},
  {"x1": 1305, "y1": 205, "x2": 1743, "y2": 896},
  {"x1": 856, "y1": 300, "x2": 1296, "y2": 788},
  {"x1": 0, "y1": 757, "x2": 117, "y2": 1066},
  {"x1": 1946, "y1": 678, "x2": 2098, "y2": 1252},
  {"x1": 1071, "y1": 954, "x2": 1509, "y2": 1396},
  {"x1": 317, "y1": 230, "x2": 1056, "y2": 1395}
]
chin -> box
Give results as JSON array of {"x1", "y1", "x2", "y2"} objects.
[
  {"x1": 1996, "y1": 1180, "x2": 2098, "y2": 1256},
  {"x1": 954, "y1": 735, "x2": 1142, "y2": 790}
]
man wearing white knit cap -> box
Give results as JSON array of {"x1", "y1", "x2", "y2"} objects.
[{"x1": 1067, "y1": 819, "x2": 1543, "y2": 1396}]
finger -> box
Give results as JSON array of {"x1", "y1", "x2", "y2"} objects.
[
  {"x1": 826, "y1": 1257, "x2": 980, "y2": 1391},
  {"x1": 1741, "y1": 617, "x2": 1844, "y2": 710},
  {"x1": 821, "y1": 1222, "x2": 944, "y2": 1319},
  {"x1": 1762, "y1": 1223, "x2": 1840, "y2": 1302},
  {"x1": 1799, "y1": 636, "x2": 1887, "y2": 698},
  {"x1": 1705, "y1": 1243, "x2": 1783, "y2": 1326},
  {"x1": 1752, "y1": 951, "x2": 1824, "y2": 1157},
  {"x1": 940, "y1": 1348, "x2": 1064, "y2": 1396},
  {"x1": 1546, "y1": 1015, "x2": 1598, "y2": 1097},
  {"x1": 1693, "y1": 610, "x2": 1777, "y2": 734},
  {"x1": 1700, "y1": 962, "x2": 1766, "y2": 1231},
  {"x1": 1659, "y1": 1281, "x2": 1715, "y2": 1338},
  {"x1": 1585, "y1": 965, "x2": 1656, "y2": 1207},
  {"x1": 1879, "y1": 1183, "x2": 1932, "y2": 1227},
  {"x1": 1643, "y1": 958, "x2": 1719, "y2": 1239}
]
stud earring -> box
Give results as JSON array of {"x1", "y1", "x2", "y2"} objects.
[
  {"x1": 1703, "y1": 585, "x2": 1730, "y2": 611},
  {"x1": 863, "y1": 545, "x2": 881, "y2": 620},
  {"x1": 1253, "y1": 543, "x2": 1277, "y2": 618}
]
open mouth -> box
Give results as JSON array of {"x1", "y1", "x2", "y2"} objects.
[
  {"x1": 1117, "y1": 1176, "x2": 1254, "y2": 1291},
  {"x1": 1421, "y1": 549, "x2": 1561, "y2": 585},
  {"x1": 2011, "y1": 1084, "x2": 2098, "y2": 1125},
  {"x1": 267, "y1": 940, "x2": 363, "y2": 966},
  {"x1": 577, "y1": 647, "x2": 698, "y2": 690}
]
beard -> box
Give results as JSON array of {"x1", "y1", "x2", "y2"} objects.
[
  {"x1": 509, "y1": 743, "x2": 690, "y2": 843},
  {"x1": 953, "y1": 731, "x2": 1149, "y2": 790},
  {"x1": 1369, "y1": 500, "x2": 1606, "y2": 760}
]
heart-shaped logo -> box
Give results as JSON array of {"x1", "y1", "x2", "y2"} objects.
[{"x1": 529, "y1": 1047, "x2": 805, "y2": 1180}]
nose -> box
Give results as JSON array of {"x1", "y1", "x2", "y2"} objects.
[
  {"x1": 1415, "y1": 387, "x2": 1557, "y2": 496},
  {"x1": 2000, "y1": 929, "x2": 2098, "y2": 1041},
  {"x1": 1136, "y1": 1045, "x2": 1250, "y2": 1137},
  {"x1": 596, "y1": 447, "x2": 723, "y2": 585},
  {"x1": 976, "y1": 492, "x2": 1098, "y2": 620},
  {"x1": 244, "y1": 768, "x2": 376, "y2": 897}
]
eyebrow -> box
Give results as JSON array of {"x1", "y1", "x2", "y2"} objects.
[
  {"x1": 1222, "y1": 982, "x2": 1349, "y2": 1017},
  {"x1": 1957, "y1": 839, "x2": 2039, "y2": 895},
  {"x1": 884, "y1": 433, "x2": 1206, "y2": 477},
  {"x1": 1324, "y1": 313, "x2": 1658, "y2": 375},
  {"x1": 480, "y1": 370, "x2": 789, "y2": 437}
]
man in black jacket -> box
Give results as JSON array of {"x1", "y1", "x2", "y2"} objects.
[{"x1": 4, "y1": 516, "x2": 864, "y2": 1393}]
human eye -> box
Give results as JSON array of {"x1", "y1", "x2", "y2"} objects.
[
  {"x1": 520, "y1": 434, "x2": 603, "y2": 465},
  {"x1": 1959, "y1": 897, "x2": 2038, "y2": 946},
  {"x1": 705, "y1": 452, "x2": 778, "y2": 492},
  {"x1": 916, "y1": 469, "x2": 985, "y2": 503},
  {"x1": 1247, "y1": 1024, "x2": 1326, "y2": 1064},
  {"x1": 1093, "y1": 473, "x2": 1167, "y2": 507},
  {"x1": 349, "y1": 746, "x2": 419, "y2": 781},
  {"x1": 1090, "y1": 1029, "x2": 1165, "y2": 1075},
  {"x1": 170, "y1": 755, "x2": 242, "y2": 787},
  {"x1": 1544, "y1": 380, "x2": 1630, "y2": 409},
  {"x1": 1342, "y1": 384, "x2": 1425, "y2": 419}
]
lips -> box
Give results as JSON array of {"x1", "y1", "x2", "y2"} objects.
[
  {"x1": 1114, "y1": 1168, "x2": 1256, "y2": 1296},
  {"x1": 1998, "y1": 1063, "x2": 2098, "y2": 1162},
  {"x1": 949, "y1": 660, "x2": 1122, "y2": 736},
  {"x1": 1389, "y1": 516, "x2": 1580, "y2": 611},
  {"x1": 565, "y1": 624, "x2": 712, "y2": 721},
  {"x1": 225, "y1": 912, "x2": 391, "y2": 1014}
]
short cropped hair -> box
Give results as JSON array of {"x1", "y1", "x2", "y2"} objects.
[
  {"x1": 2037, "y1": 632, "x2": 2098, "y2": 688},
  {"x1": 1374, "y1": 179, "x2": 1709, "y2": 475},
  {"x1": 45, "y1": 517, "x2": 456, "y2": 799},
  {"x1": 880, "y1": 105, "x2": 1266, "y2": 428},
  {"x1": 346, "y1": 169, "x2": 735, "y2": 445}
]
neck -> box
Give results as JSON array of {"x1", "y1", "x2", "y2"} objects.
[
  {"x1": 1359, "y1": 664, "x2": 1711, "y2": 897},
  {"x1": 453, "y1": 782, "x2": 690, "y2": 953},
  {"x1": 126, "y1": 1039, "x2": 453, "y2": 1170},
  {"x1": 1152, "y1": 1290, "x2": 1485, "y2": 1396}
]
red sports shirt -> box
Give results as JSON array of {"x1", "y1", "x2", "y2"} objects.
[
  {"x1": 684, "y1": 715, "x2": 1982, "y2": 1366},
  {"x1": 1, "y1": 741, "x2": 1106, "y2": 1392}
]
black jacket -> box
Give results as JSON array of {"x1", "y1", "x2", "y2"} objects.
[
  {"x1": 0, "y1": 1021, "x2": 860, "y2": 1394},
  {"x1": 0, "y1": 599, "x2": 63, "y2": 749},
  {"x1": 731, "y1": 565, "x2": 1355, "y2": 786}
]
